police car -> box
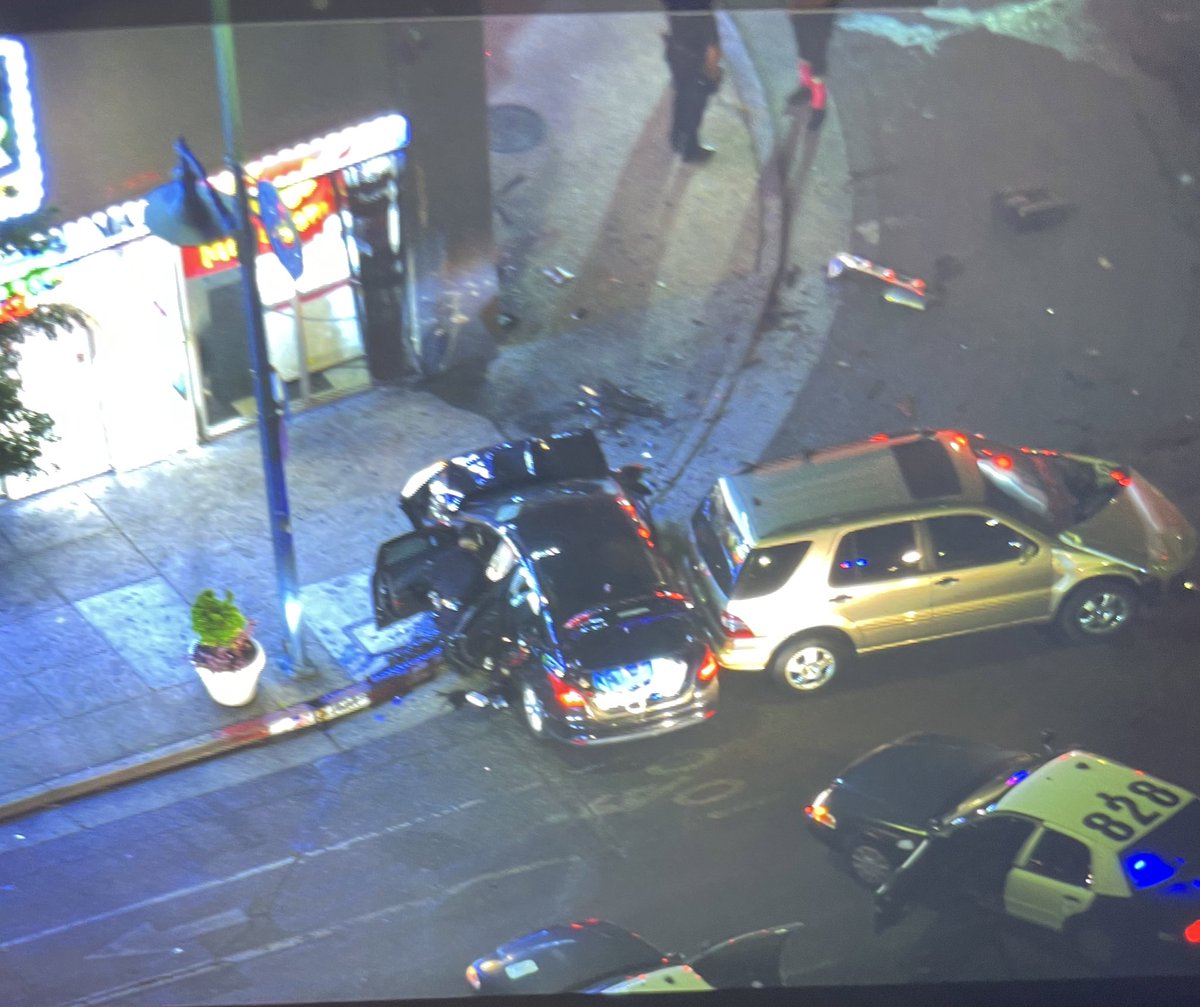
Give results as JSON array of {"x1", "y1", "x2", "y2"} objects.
[
  {"x1": 804, "y1": 734, "x2": 1200, "y2": 967},
  {"x1": 465, "y1": 918, "x2": 805, "y2": 994}
]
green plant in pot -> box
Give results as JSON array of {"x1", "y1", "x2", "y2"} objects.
[{"x1": 190, "y1": 589, "x2": 266, "y2": 706}]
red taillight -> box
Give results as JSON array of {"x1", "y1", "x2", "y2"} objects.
[
  {"x1": 697, "y1": 649, "x2": 719, "y2": 682},
  {"x1": 804, "y1": 803, "x2": 837, "y2": 828},
  {"x1": 656, "y1": 590, "x2": 689, "y2": 603},
  {"x1": 994, "y1": 454, "x2": 1013, "y2": 470},
  {"x1": 720, "y1": 611, "x2": 754, "y2": 638},
  {"x1": 1111, "y1": 469, "x2": 1132, "y2": 487},
  {"x1": 869, "y1": 432, "x2": 889, "y2": 443},
  {"x1": 548, "y1": 672, "x2": 586, "y2": 708},
  {"x1": 1185, "y1": 919, "x2": 1200, "y2": 944}
]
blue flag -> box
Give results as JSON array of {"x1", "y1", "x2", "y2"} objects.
[{"x1": 257, "y1": 179, "x2": 304, "y2": 280}]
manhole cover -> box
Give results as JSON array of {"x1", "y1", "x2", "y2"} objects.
[{"x1": 487, "y1": 104, "x2": 546, "y2": 154}]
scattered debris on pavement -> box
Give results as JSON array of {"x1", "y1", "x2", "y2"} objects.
[
  {"x1": 993, "y1": 186, "x2": 1074, "y2": 231},
  {"x1": 543, "y1": 265, "x2": 575, "y2": 285},
  {"x1": 578, "y1": 379, "x2": 666, "y2": 427},
  {"x1": 827, "y1": 252, "x2": 927, "y2": 310}
]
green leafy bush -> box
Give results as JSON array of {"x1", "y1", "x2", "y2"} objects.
[{"x1": 190, "y1": 589, "x2": 256, "y2": 671}]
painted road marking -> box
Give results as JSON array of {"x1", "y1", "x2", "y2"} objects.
[
  {"x1": 84, "y1": 908, "x2": 249, "y2": 960},
  {"x1": 0, "y1": 797, "x2": 487, "y2": 952},
  {"x1": 57, "y1": 856, "x2": 583, "y2": 1007}
]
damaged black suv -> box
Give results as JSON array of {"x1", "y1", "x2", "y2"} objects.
[{"x1": 372, "y1": 430, "x2": 719, "y2": 745}]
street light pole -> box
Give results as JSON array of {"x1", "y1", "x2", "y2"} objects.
[{"x1": 210, "y1": 0, "x2": 306, "y2": 668}]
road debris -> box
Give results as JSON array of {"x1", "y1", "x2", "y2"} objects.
[
  {"x1": 570, "y1": 307, "x2": 589, "y2": 320},
  {"x1": 827, "y1": 252, "x2": 927, "y2": 310},
  {"x1": 542, "y1": 265, "x2": 575, "y2": 285},
  {"x1": 578, "y1": 379, "x2": 665, "y2": 427},
  {"x1": 1098, "y1": 256, "x2": 1113, "y2": 270},
  {"x1": 993, "y1": 185, "x2": 1074, "y2": 231}
]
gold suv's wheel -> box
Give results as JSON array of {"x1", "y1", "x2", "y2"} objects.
[
  {"x1": 771, "y1": 634, "x2": 848, "y2": 692},
  {"x1": 1057, "y1": 579, "x2": 1138, "y2": 643}
]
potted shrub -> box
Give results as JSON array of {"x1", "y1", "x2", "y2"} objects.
[{"x1": 190, "y1": 589, "x2": 266, "y2": 706}]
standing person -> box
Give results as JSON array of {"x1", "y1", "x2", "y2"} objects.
[
  {"x1": 662, "y1": 0, "x2": 723, "y2": 163},
  {"x1": 786, "y1": 0, "x2": 839, "y2": 130}
]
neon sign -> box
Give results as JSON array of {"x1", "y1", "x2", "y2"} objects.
[
  {"x1": 180, "y1": 175, "x2": 335, "y2": 278},
  {"x1": 0, "y1": 37, "x2": 46, "y2": 221},
  {"x1": 0, "y1": 266, "x2": 61, "y2": 323}
]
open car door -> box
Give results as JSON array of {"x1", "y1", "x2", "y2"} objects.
[
  {"x1": 372, "y1": 529, "x2": 485, "y2": 629},
  {"x1": 873, "y1": 838, "x2": 938, "y2": 933},
  {"x1": 684, "y1": 923, "x2": 805, "y2": 989}
]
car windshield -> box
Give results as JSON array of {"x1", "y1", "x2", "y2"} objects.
[
  {"x1": 940, "y1": 752, "x2": 1044, "y2": 825},
  {"x1": 692, "y1": 484, "x2": 750, "y2": 595},
  {"x1": 972, "y1": 436, "x2": 1123, "y2": 533}
]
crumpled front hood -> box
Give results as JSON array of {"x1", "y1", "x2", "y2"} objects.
[{"x1": 1062, "y1": 471, "x2": 1196, "y2": 576}]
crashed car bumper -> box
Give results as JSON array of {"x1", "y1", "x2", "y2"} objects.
[
  {"x1": 1143, "y1": 565, "x2": 1200, "y2": 605},
  {"x1": 549, "y1": 682, "x2": 719, "y2": 746}
]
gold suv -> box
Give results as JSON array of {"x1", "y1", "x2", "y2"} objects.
[{"x1": 684, "y1": 430, "x2": 1197, "y2": 692}]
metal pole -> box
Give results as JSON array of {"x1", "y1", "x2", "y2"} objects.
[{"x1": 211, "y1": 0, "x2": 306, "y2": 668}]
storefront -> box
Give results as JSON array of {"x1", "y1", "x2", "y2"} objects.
[{"x1": 0, "y1": 112, "x2": 410, "y2": 500}]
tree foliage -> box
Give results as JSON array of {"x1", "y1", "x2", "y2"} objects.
[{"x1": 1, "y1": 206, "x2": 93, "y2": 481}]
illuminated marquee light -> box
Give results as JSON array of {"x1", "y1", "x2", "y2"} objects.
[
  {"x1": 0, "y1": 113, "x2": 407, "y2": 280},
  {"x1": 0, "y1": 265, "x2": 63, "y2": 322},
  {"x1": 0, "y1": 37, "x2": 46, "y2": 221}
]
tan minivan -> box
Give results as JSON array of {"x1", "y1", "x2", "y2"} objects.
[{"x1": 684, "y1": 429, "x2": 1197, "y2": 692}]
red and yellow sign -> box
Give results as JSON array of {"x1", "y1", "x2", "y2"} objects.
[{"x1": 181, "y1": 174, "x2": 335, "y2": 279}]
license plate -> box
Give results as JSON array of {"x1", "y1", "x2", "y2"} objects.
[{"x1": 592, "y1": 659, "x2": 687, "y2": 711}]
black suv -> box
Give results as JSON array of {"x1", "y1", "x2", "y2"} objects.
[{"x1": 373, "y1": 430, "x2": 719, "y2": 745}]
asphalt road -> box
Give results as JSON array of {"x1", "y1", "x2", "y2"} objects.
[
  {"x1": 3, "y1": 6, "x2": 1200, "y2": 1006},
  {"x1": 2, "y1": 591, "x2": 1197, "y2": 1005}
]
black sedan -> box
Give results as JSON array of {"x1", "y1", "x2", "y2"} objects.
[
  {"x1": 372, "y1": 430, "x2": 718, "y2": 745},
  {"x1": 806, "y1": 734, "x2": 1200, "y2": 970},
  {"x1": 465, "y1": 918, "x2": 806, "y2": 993},
  {"x1": 803, "y1": 732, "x2": 1041, "y2": 886}
]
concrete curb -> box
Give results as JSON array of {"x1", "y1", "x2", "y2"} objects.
[
  {"x1": 0, "y1": 646, "x2": 442, "y2": 826},
  {"x1": 657, "y1": 10, "x2": 787, "y2": 502}
]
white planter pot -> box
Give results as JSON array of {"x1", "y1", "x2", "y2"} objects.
[{"x1": 192, "y1": 639, "x2": 266, "y2": 707}]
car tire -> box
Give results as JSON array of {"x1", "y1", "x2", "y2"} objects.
[
  {"x1": 520, "y1": 684, "x2": 549, "y2": 741},
  {"x1": 770, "y1": 634, "x2": 849, "y2": 693},
  {"x1": 846, "y1": 839, "x2": 895, "y2": 888},
  {"x1": 1056, "y1": 579, "x2": 1139, "y2": 643}
]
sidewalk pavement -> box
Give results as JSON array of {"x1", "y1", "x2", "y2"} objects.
[{"x1": 0, "y1": 10, "x2": 805, "y2": 824}]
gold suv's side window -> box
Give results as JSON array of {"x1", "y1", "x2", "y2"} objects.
[
  {"x1": 926, "y1": 515, "x2": 1034, "y2": 571},
  {"x1": 830, "y1": 523, "x2": 921, "y2": 586}
]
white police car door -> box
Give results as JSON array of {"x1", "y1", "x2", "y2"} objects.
[{"x1": 1004, "y1": 826, "x2": 1096, "y2": 931}]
